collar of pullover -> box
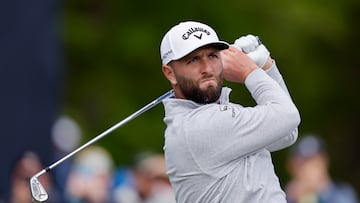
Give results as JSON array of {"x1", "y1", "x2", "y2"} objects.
[{"x1": 162, "y1": 87, "x2": 232, "y2": 116}]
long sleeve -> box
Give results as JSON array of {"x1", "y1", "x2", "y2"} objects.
[
  {"x1": 265, "y1": 61, "x2": 299, "y2": 152},
  {"x1": 182, "y1": 68, "x2": 300, "y2": 176},
  {"x1": 162, "y1": 68, "x2": 301, "y2": 203}
]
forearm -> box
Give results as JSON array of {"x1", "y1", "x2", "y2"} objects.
[
  {"x1": 232, "y1": 34, "x2": 300, "y2": 152},
  {"x1": 246, "y1": 68, "x2": 300, "y2": 152},
  {"x1": 184, "y1": 70, "x2": 300, "y2": 172},
  {"x1": 265, "y1": 61, "x2": 299, "y2": 151},
  {"x1": 266, "y1": 128, "x2": 298, "y2": 152},
  {"x1": 265, "y1": 60, "x2": 291, "y2": 96}
]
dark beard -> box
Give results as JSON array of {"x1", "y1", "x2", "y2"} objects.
[{"x1": 176, "y1": 73, "x2": 223, "y2": 104}]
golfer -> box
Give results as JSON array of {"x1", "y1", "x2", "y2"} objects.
[{"x1": 160, "y1": 21, "x2": 300, "y2": 203}]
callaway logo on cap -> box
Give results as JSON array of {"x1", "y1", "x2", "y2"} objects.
[{"x1": 160, "y1": 21, "x2": 229, "y2": 65}]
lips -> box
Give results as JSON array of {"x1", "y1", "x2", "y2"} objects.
[
  {"x1": 200, "y1": 77, "x2": 217, "y2": 86},
  {"x1": 201, "y1": 76, "x2": 216, "y2": 82},
  {"x1": 202, "y1": 78, "x2": 213, "y2": 82}
]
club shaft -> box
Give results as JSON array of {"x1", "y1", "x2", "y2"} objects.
[{"x1": 45, "y1": 90, "x2": 173, "y2": 173}]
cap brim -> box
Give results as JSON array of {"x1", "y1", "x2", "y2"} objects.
[
  {"x1": 171, "y1": 41, "x2": 229, "y2": 63},
  {"x1": 208, "y1": 41, "x2": 230, "y2": 50}
]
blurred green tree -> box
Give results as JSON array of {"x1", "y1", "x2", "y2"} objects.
[{"x1": 61, "y1": 0, "x2": 360, "y2": 194}]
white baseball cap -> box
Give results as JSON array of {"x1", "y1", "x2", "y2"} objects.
[{"x1": 160, "y1": 21, "x2": 229, "y2": 65}]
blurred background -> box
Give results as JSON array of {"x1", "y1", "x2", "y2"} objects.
[{"x1": 1, "y1": 0, "x2": 359, "y2": 202}]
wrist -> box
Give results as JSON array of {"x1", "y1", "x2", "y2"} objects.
[{"x1": 262, "y1": 57, "x2": 273, "y2": 70}]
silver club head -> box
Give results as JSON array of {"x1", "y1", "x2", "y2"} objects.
[{"x1": 30, "y1": 176, "x2": 48, "y2": 202}]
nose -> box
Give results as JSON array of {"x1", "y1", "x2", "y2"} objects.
[{"x1": 199, "y1": 58, "x2": 214, "y2": 74}]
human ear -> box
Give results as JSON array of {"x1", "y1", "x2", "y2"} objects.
[{"x1": 162, "y1": 64, "x2": 177, "y2": 85}]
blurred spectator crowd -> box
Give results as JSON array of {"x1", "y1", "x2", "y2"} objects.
[
  {"x1": 285, "y1": 134, "x2": 358, "y2": 203},
  {"x1": 4, "y1": 120, "x2": 359, "y2": 203},
  {"x1": 2, "y1": 116, "x2": 359, "y2": 203},
  {"x1": 4, "y1": 148, "x2": 176, "y2": 203},
  {"x1": 2, "y1": 116, "x2": 176, "y2": 203}
]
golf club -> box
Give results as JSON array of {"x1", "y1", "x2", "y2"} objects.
[{"x1": 29, "y1": 89, "x2": 174, "y2": 202}]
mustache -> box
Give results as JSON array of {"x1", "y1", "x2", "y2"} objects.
[{"x1": 201, "y1": 73, "x2": 215, "y2": 80}]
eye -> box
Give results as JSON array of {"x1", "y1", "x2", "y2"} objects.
[
  {"x1": 187, "y1": 56, "x2": 199, "y2": 64},
  {"x1": 209, "y1": 52, "x2": 219, "y2": 59}
]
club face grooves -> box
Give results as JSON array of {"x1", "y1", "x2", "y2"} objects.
[{"x1": 30, "y1": 177, "x2": 48, "y2": 202}]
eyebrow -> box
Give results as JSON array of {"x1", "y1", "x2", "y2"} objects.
[{"x1": 184, "y1": 47, "x2": 219, "y2": 60}]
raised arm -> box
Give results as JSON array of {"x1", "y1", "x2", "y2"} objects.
[{"x1": 232, "y1": 34, "x2": 299, "y2": 151}]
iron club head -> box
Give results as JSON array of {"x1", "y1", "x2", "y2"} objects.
[{"x1": 30, "y1": 176, "x2": 48, "y2": 202}]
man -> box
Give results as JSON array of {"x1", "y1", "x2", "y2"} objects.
[
  {"x1": 159, "y1": 21, "x2": 300, "y2": 202},
  {"x1": 285, "y1": 135, "x2": 358, "y2": 203}
]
